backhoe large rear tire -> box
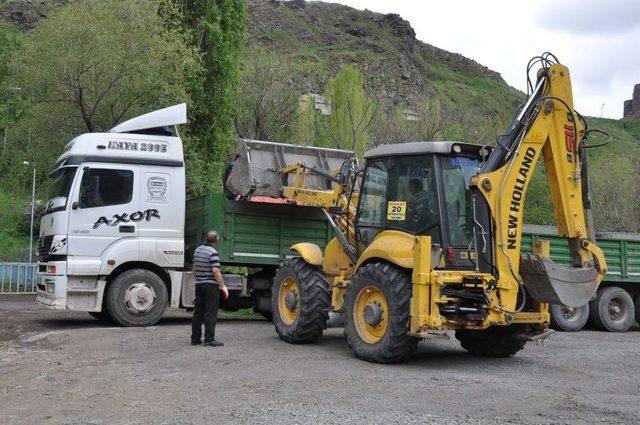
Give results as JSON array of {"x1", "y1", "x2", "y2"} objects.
[
  {"x1": 344, "y1": 263, "x2": 418, "y2": 363},
  {"x1": 455, "y1": 325, "x2": 528, "y2": 358},
  {"x1": 272, "y1": 258, "x2": 330, "y2": 343}
]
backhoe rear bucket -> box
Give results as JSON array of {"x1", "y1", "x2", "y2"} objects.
[
  {"x1": 519, "y1": 254, "x2": 598, "y2": 307},
  {"x1": 226, "y1": 139, "x2": 354, "y2": 198}
]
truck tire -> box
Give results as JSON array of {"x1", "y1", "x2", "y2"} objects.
[
  {"x1": 105, "y1": 269, "x2": 168, "y2": 327},
  {"x1": 343, "y1": 263, "x2": 418, "y2": 363},
  {"x1": 455, "y1": 325, "x2": 528, "y2": 357},
  {"x1": 272, "y1": 258, "x2": 330, "y2": 343},
  {"x1": 635, "y1": 296, "x2": 640, "y2": 324},
  {"x1": 588, "y1": 286, "x2": 635, "y2": 332},
  {"x1": 550, "y1": 303, "x2": 589, "y2": 332}
]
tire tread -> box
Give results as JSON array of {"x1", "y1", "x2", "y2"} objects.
[{"x1": 272, "y1": 258, "x2": 330, "y2": 344}]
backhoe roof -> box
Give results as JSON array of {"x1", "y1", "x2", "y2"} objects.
[{"x1": 363, "y1": 141, "x2": 489, "y2": 159}]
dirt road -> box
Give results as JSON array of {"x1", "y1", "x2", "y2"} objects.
[{"x1": 1, "y1": 295, "x2": 639, "y2": 424}]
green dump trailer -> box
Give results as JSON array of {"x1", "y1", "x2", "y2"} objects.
[
  {"x1": 185, "y1": 194, "x2": 640, "y2": 331},
  {"x1": 522, "y1": 225, "x2": 640, "y2": 332},
  {"x1": 185, "y1": 193, "x2": 333, "y2": 317}
]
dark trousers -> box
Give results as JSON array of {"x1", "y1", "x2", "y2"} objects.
[{"x1": 191, "y1": 283, "x2": 220, "y2": 343}]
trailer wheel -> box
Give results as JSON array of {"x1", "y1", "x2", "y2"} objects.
[
  {"x1": 589, "y1": 287, "x2": 634, "y2": 332},
  {"x1": 635, "y1": 296, "x2": 640, "y2": 324},
  {"x1": 105, "y1": 269, "x2": 168, "y2": 327},
  {"x1": 343, "y1": 263, "x2": 418, "y2": 363},
  {"x1": 550, "y1": 303, "x2": 589, "y2": 332},
  {"x1": 455, "y1": 325, "x2": 528, "y2": 357},
  {"x1": 272, "y1": 258, "x2": 330, "y2": 343}
]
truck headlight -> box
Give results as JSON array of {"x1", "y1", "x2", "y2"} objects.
[
  {"x1": 47, "y1": 265, "x2": 57, "y2": 274},
  {"x1": 46, "y1": 280, "x2": 55, "y2": 294}
]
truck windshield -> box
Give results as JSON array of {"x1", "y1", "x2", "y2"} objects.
[{"x1": 44, "y1": 166, "x2": 77, "y2": 214}]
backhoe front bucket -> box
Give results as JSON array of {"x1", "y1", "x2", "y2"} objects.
[
  {"x1": 519, "y1": 254, "x2": 598, "y2": 307},
  {"x1": 226, "y1": 139, "x2": 354, "y2": 198}
]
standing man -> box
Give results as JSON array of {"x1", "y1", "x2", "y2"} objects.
[{"x1": 191, "y1": 230, "x2": 229, "y2": 347}]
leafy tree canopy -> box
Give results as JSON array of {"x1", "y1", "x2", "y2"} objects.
[{"x1": 3, "y1": 0, "x2": 201, "y2": 188}]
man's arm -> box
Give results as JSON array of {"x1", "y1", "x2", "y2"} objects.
[
  {"x1": 210, "y1": 249, "x2": 228, "y2": 299},
  {"x1": 212, "y1": 267, "x2": 229, "y2": 300}
]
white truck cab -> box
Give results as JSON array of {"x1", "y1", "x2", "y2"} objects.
[{"x1": 36, "y1": 104, "x2": 189, "y2": 326}]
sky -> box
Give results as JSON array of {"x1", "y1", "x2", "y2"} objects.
[{"x1": 316, "y1": 0, "x2": 640, "y2": 119}]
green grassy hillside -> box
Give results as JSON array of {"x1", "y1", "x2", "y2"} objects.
[{"x1": 246, "y1": 0, "x2": 522, "y2": 117}]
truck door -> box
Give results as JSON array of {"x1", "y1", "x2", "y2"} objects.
[
  {"x1": 67, "y1": 164, "x2": 139, "y2": 275},
  {"x1": 137, "y1": 167, "x2": 185, "y2": 268}
]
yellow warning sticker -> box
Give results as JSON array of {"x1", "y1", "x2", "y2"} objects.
[{"x1": 387, "y1": 201, "x2": 407, "y2": 221}]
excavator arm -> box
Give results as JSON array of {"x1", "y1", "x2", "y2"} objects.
[{"x1": 472, "y1": 57, "x2": 607, "y2": 309}]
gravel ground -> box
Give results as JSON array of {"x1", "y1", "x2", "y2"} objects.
[{"x1": 1, "y1": 294, "x2": 639, "y2": 425}]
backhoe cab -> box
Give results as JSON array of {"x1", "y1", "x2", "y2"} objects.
[{"x1": 225, "y1": 53, "x2": 607, "y2": 363}]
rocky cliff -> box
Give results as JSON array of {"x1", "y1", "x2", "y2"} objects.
[{"x1": 1, "y1": 0, "x2": 522, "y2": 117}]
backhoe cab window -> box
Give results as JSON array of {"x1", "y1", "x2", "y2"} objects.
[
  {"x1": 441, "y1": 156, "x2": 481, "y2": 247},
  {"x1": 357, "y1": 155, "x2": 439, "y2": 243},
  {"x1": 79, "y1": 168, "x2": 133, "y2": 209}
]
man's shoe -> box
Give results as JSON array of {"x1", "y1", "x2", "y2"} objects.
[
  {"x1": 204, "y1": 340, "x2": 224, "y2": 347},
  {"x1": 191, "y1": 341, "x2": 202, "y2": 346}
]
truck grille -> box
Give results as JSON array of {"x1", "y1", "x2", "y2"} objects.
[{"x1": 37, "y1": 235, "x2": 53, "y2": 260}]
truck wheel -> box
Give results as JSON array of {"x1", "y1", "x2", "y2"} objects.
[
  {"x1": 343, "y1": 263, "x2": 418, "y2": 363},
  {"x1": 455, "y1": 325, "x2": 528, "y2": 357},
  {"x1": 550, "y1": 303, "x2": 589, "y2": 332},
  {"x1": 106, "y1": 269, "x2": 168, "y2": 327},
  {"x1": 635, "y1": 296, "x2": 640, "y2": 324},
  {"x1": 588, "y1": 287, "x2": 634, "y2": 332},
  {"x1": 272, "y1": 258, "x2": 330, "y2": 343}
]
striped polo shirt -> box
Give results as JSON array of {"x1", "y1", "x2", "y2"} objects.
[{"x1": 193, "y1": 244, "x2": 221, "y2": 285}]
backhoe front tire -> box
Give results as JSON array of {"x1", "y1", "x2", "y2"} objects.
[
  {"x1": 344, "y1": 263, "x2": 418, "y2": 363},
  {"x1": 272, "y1": 258, "x2": 330, "y2": 343},
  {"x1": 455, "y1": 325, "x2": 528, "y2": 358}
]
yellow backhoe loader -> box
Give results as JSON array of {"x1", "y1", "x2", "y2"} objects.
[{"x1": 226, "y1": 53, "x2": 608, "y2": 363}]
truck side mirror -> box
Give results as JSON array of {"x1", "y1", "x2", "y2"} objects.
[{"x1": 71, "y1": 201, "x2": 78, "y2": 210}]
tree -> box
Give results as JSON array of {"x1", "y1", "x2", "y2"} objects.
[
  {"x1": 13, "y1": 0, "x2": 198, "y2": 134},
  {"x1": 5, "y1": 0, "x2": 200, "y2": 188},
  {"x1": 291, "y1": 95, "x2": 318, "y2": 146},
  {"x1": 235, "y1": 48, "x2": 298, "y2": 142},
  {"x1": 0, "y1": 21, "x2": 24, "y2": 154},
  {"x1": 177, "y1": 0, "x2": 246, "y2": 195},
  {"x1": 320, "y1": 66, "x2": 376, "y2": 158}
]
